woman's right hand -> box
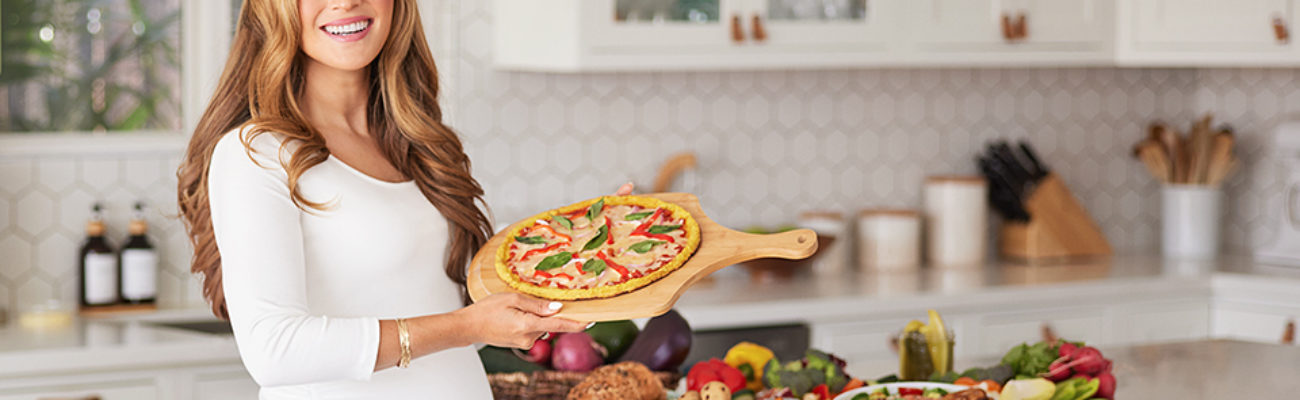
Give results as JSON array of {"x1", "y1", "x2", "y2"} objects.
[{"x1": 453, "y1": 293, "x2": 588, "y2": 349}]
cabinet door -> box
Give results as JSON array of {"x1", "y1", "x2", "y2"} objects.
[
  {"x1": 1213, "y1": 303, "x2": 1298, "y2": 344},
  {"x1": 1130, "y1": 0, "x2": 1293, "y2": 51},
  {"x1": 0, "y1": 377, "x2": 158, "y2": 400},
  {"x1": 194, "y1": 370, "x2": 259, "y2": 400},
  {"x1": 972, "y1": 308, "x2": 1106, "y2": 358},
  {"x1": 750, "y1": 0, "x2": 902, "y2": 52},
  {"x1": 1116, "y1": 301, "x2": 1211, "y2": 344},
  {"x1": 912, "y1": 0, "x2": 1111, "y2": 51},
  {"x1": 585, "y1": 0, "x2": 740, "y2": 50}
]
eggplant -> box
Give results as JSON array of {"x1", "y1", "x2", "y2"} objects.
[{"x1": 616, "y1": 309, "x2": 692, "y2": 371}]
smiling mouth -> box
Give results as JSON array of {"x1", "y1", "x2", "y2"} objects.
[{"x1": 321, "y1": 18, "x2": 372, "y2": 37}]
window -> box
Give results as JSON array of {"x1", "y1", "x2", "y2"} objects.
[{"x1": 0, "y1": 0, "x2": 183, "y2": 134}]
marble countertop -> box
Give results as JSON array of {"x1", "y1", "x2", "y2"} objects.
[
  {"x1": 1103, "y1": 339, "x2": 1300, "y2": 398},
  {"x1": 673, "y1": 255, "x2": 1300, "y2": 328},
  {"x1": 0, "y1": 319, "x2": 239, "y2": 378},
  {"x1": 2, "y1": 254, "x2": 1296, "y2": 378}
]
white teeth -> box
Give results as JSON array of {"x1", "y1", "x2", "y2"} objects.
[{"x1": 324, "y1": 19, "x2": 369, "y2": 35}]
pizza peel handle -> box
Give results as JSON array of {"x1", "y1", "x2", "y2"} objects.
[{"x1": 466, "y1": 192, "x2": 819, "y2": 322}]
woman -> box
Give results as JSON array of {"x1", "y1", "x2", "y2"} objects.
[{"x1": 177, "y1": 0, "x2": 624, "y2": 397}]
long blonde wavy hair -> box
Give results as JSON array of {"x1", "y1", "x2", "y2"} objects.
[{"x1": 177, "y1": 0, "x2": 491, "y2": 319}]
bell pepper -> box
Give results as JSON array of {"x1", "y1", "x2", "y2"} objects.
[
  {"x1": 724, "y1": 342, "x2": 776, "y2": 391},
  {"x1": 811, "y1": 384, "x2": 831, "y2": 399},
  {"x1": 595, "y1": 252, "x2": 629, "y2": 278},
  {"x1": 532, "y1": 224, "x2": 571, "y2": 242},
  {"x1": 898, "y1": 387, "x2": 924, "y2": 396},
  {"x1": 604, "y1": 217, "x2": 615, "y2": 245},
  {"x1": 521, "y1": 242, "x2": 564, "y2": 261},
  {"x1": 687, "y1": 358, "x2": 746, "y2": 393}
]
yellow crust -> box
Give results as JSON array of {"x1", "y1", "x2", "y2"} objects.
[{"x1": 494, "y1": 195, "x2": 701, "y2": 301}]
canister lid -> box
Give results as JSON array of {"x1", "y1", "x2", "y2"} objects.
[
  {"x1": 925, "y1": 175, "x2": 986, "y2": 184},
  {"x1": 799, "y1": 210, "x2": 845, "y2": 220}
]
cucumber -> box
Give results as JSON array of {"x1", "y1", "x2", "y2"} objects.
[{"x1": 478, "y1": 346, "x2": 546, "y2": 374}]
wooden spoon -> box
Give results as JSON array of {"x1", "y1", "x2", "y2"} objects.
[
  {"x1": 1133, "y1": 139, "x2": 1171, "y2": 184},
  {"x1": 1153, "y1": 123, "x2": 1188, "y2": 183},
  {"x1": 1188, "y1": 113, "x2": 1216, "y2": 184},
  {"x1": 1206, "y1": 132, "x2": 1237, "y2": 186}
]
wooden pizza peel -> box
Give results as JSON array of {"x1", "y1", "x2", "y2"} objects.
[{"x1": 467, "y1": 192, "x2": 818, "y2": 322}]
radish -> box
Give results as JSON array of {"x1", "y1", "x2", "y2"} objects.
[
  {"x1": 1095, "y1": 371, "x2": 1116, "y2": 399},
  {"x1": 525, "y1": 337, "x2": 552, "y2": 364},
  {"x1": 1058, "y1": 342, "x2": 1078, "y2": 358},
  {"x1": 1043, "y1": 358, "x2": 1073, "y2": 382},
  {"x1": 1071, "y1": 347, "x2": 1107, "y2": 375}
]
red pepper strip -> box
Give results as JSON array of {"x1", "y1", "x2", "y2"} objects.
[
  {"x1": 595, "y1": 252, "x2": 629, "y2": 277},
  {"x1": 521, "y1": 242, "x2": 564, "y2": 261},
  {"x1": 632, "y1": 208, "x2": 666, "y2": 234},
  {"x1": 554, "y1": 273, "x2": 574, "y2": 280},
  {"x1": 533, "y1": 270, "x2": 553, "y2": 279},
  {"x1": 633, "y1": 231, "x2": 676, "y2": 243},
  {"x1": 575, "y1": 261, "x2": 584, "y2": 273},
  {"x1": 605, "y1": 217, "x2": 615, "y2": 245},
  {"x1": 534, "y1": 225, "x2": 571, "y2": 242}
]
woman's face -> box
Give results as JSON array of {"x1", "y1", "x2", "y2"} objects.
[{"x1": 299, "y1": 0, "x2": 394, "y2": 71}]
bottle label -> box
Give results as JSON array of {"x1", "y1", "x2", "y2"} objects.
[
  {"x1": 84, "y1": 253, "x2": 118, "y2": 305},
  {"x1": 121, "y1": 249, "x2": 158, "y2": 301}
]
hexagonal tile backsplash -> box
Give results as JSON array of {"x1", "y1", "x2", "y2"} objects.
[{"x1": 0, "y1": 1, "x2": 1296, "y2": 312}]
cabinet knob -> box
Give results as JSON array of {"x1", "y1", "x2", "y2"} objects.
[
  {"x1": 1001, "y1": 13, "x2": 1015, "y2": 41},
  {"x1": 1274, "y1": 16, "x2": 1290, "y2": 44},
  {"x1": 1284, "y1": 319, "x2": 1296, "y2": 345},
  {"x1": 731, "y1": 14, "x2": 746, "y2": 43},
  {"x1": 1015, "y1": 13, "x2": 1028, "y2": 40},
  {"x1": 751, "y1": 14, "x2": 768, "y2": 42}
]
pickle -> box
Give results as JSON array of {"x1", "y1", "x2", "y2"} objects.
[{"x1": 898, "y1": 330, "x2": 934, "y2": 381}]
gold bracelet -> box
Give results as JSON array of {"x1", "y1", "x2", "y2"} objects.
[{"x1": 396, "y1": 318, "x2": 412, "y2": 369}]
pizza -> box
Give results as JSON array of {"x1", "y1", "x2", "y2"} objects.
[{"x1": 495, "y1": 195, "x2": 701, "y2": 300}]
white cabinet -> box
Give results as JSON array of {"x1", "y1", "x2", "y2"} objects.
[
  {"x1": 495, "y1": 0, "x2": 1300, "y2": 70},
  {"x1": 908, "y1": 0, "x2": 1115, "y2": 65},
  {"x1": 971, "y1": 307, "x2": 1108, "y2": 358},
  {"x1": 494, "y1": 0, "x2": 905, "y2": 71},
  {"x1": 1118, "y1": 0, "x2": 1300, "y2": 65},
  {"x1": 0, "y1": 373, "x2": 160, "y2": 400},
  {"x1": 193, "y1": 368, "x2": 260, "y2": 400}
]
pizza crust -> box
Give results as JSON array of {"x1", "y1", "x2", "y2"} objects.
[{"x1": 494, "y1": 195, "x2": 701, "y2": 301}]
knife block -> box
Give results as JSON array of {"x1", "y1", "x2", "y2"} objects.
[{"x1": 999, "y1": 174, "x2": 1112, "y2": 262}]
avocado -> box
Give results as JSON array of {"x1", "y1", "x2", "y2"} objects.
[
  {"x1": 585, "y1": 320, "x2": 640, "y2": 361},
  {"x1": 478, "y1": 346, "x2": 545, "y2": 374}
]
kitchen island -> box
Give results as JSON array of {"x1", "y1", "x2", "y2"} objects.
[{"x1": 0, "y1": 255, "x2": 1296, "y2": 398}]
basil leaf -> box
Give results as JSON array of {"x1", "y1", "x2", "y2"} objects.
[
  {"x1": 554, "y1": 215, "x2": 573, "y2": 230},
  {"x1": 585, "y1": 198, "x2": 605, "y2": 222},
  {"x1": 624, "y1": 211, "x2": 654, "y2": 221},
  {"x1": 583, "y1": 224, "x2": 609, "y2": 251},
  {"x1": 583, "y1": 258, "x2": 607, "y2": 275},
  {"x1": 535, "y1": 252, "x2": 572, "y2": 271},
  {"x1": 647, "y1": 224, "x2": 682, "y2": 234},
  {"x1": 629, "y1": 240, "x2": 665, "y2": 254},
  {"x1": 515, "y1": 236, "x2": 548, "y2": 245}
]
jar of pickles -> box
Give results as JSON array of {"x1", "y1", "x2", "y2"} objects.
[{"x1": 897, "y1": 312, "x2": 955, "y2": 381}]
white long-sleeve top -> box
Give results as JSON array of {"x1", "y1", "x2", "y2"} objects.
[{"x1": 208, "y1": 126, "x2": 492, "y2": 399}]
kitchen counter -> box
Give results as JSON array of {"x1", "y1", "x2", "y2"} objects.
[
  {"x1": 0, "y1": 319, "x2": 239, "y2": 379},
  {"x1": 673, "y1": 255, "x2": 1300, "y2": 329},
  {"x1": 1, "y1": 255, "x2": 1295, "y2": 383},
  {"x1": 1103, "y1": 339, "x2": 1300, "y2": 398}
]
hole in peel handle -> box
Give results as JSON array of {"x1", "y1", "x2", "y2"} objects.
[{"x1": 763, "y1": 228, "x2": 819, "y2": 260}]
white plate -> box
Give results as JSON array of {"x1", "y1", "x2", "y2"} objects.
[{"x1": 834, "y1": 382, "x2": 979, "y2": 400}]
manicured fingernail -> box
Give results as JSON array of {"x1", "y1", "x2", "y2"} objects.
[
  {"x1": 548, "y1": 302, "x2": 563, "y2": 311},
  {"x1": 540, "y1": 332, "x2": 552, "y2": 341},
  {"x1": 585, "y1": 322, "x2": 596, "y2": 330}
]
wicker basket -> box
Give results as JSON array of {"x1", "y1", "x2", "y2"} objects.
[{"x1": 487, "y1": 370, "x2": 681, "y2": 400}]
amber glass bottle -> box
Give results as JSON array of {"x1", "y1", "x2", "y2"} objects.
[
  {"x1": 120, "y1": 202, "x2": 157, "y2": 304},
  {"x1": 80, "y1": 203, "x2": 118, "y2": 308}
]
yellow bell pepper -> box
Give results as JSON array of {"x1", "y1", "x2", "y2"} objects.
[{"x1": 723, "y1": 342, "x2": 775, "y2": 391}]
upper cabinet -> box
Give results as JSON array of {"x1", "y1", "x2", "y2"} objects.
[
  {"x1": 908, "y1": 0, "x2": 1114, "y2": 66},
  {"x1": 494, "y1": 0, "x2": 1300, "y2": 71},
  {"x1": 1117, "y1": 0, "x2": 1300, "y2": 66}
]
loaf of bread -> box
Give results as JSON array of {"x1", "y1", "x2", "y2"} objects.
[{"x1": 566, "y1": 362, "x2": 666, "y2": 400}]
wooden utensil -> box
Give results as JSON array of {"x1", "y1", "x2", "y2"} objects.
[
  {"x1": 1187, "y1": 113, "x2": 1216, "y2": 184},
  {"x1": 1153, "y1": 123, "x2": 1188, "y2": 183},
  {"x1": 1206, "y1": 132, "x2": 1236, "y2": 186},
  {"x1": 1133, "y1": 139, "x2": 1171, "y2": 183},
  {"x1": 466, "y1": 193, "x2": 819, "y2": 322}
]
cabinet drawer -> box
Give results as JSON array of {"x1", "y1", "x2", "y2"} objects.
[
  {"x1": 1213, "y1": 304, "x2": 1298, "y2": 344},
  {"x1": 194, "y1": 369, "x2": 259, "y2": 400},
  {"x1": 1131, "y1": 0, "x2": 1294, "y2": 50},
  {"x1": 974, "y1": 308, "x2": 1106, "y2": 358},
  {"x1": 1118, "y1": 302, "x2": 1210, "y2": 344}
]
